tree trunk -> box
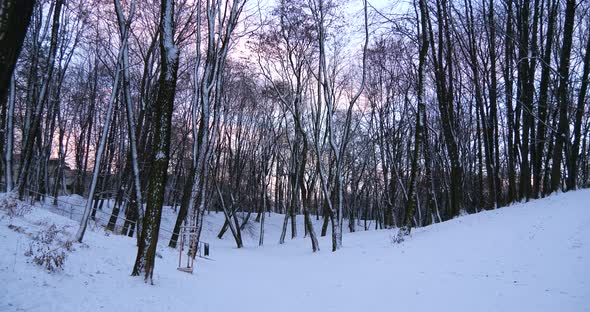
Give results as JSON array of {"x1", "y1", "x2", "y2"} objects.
[
  {"x1": 567, "y1": 26, "x2": 590, "y2": 190},
  {"x1": 550, "y1": 0, "x2": 576, "y2": 193},
  {"x1": 132, "y1": 0, "x2": 180, "y2": 284},
  {"x1": 503, "y1": 0, "x2": 517, "y2": 203},
  {"x1": 533, "y1": 0, "x2": 558, "y2": 197},
  {"x1": 0, "y1": 0, "x2": 36, "y2": 101},
  {"x1": 17, "y1": 0, "x2": 63, "y2": 199},
  {"x1": 4, "y1": 75, "x2": 15, "y2": 191}
]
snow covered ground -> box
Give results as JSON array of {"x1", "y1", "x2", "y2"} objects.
[{"x1": 1, "y1": 189, "x2": 589, "y2": 312}]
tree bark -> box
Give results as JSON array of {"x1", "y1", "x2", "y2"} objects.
[
  {"x1": 0, "y1": 0, "x2": 36, "y2": 101},
  {"x1": 567, "y1": 25, "x2": 590, "y2": 190},
  {"x1": 132, "y1": 0, "x2": 180, "y2": 284},
  {"x1": 550, "y1": 0, "x2": 576, "y2": 193}
]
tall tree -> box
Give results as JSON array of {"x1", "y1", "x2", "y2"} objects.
[
  {"x1": 426, "y1": 0, "x2": 463, "y2": 216},
  {"x1": 183, "y1": 0, "x2": 247, "y2": 255},
  {"x1": 311, "y1": 0, "x2": 369, "y2": 251},
  {"x1": 132, "y1": 0, "x2": 180, "y2": 283},
  {"x1": 550, "y1": 0, "x2": 576, "y2": 192},
  {"x1": 403, "y1": 0, "x2": 429, "y2": 233},
  {"x1": 75, "y1": 0, "x2": 136, "y2": 243},
  {"x1": 503, "y1": 0, "x2": 517, "y2": 203},
  {"x1": 567, "y1": 24, "x2": 590, "y2": 190},
  {"x1": 114, "y1": 0, "x2": 144, "y2": 239},
  {"x1": 533, "y1": 0, "x2": 558, "y2": 197},
  {"x1": 16, "y1": 0, "x2": 63, "y2": 199}
]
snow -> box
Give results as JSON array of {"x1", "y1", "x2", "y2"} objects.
[
  {"x1": 162, "y1": 0, "x2": 179, "y2": 80},
  {"x1": 1, "y1": 189, "x2": 589, "y2": 311},
  {"x1": 155, "y1": 151, "x2": 166, "y2": 161}
]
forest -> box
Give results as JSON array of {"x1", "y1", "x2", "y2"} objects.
[{"x1": 0, "y1": 0, "x2": 589, "y2": 283}]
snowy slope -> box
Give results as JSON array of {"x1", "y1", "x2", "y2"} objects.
[{"x1": 1, "y1": 190, "x2": 589, "y2": 312}]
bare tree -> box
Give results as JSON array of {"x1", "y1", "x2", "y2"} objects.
[
  {"x1": 131, "y1": 0, "x2": 180, "y2": 283},
  {"x1": 550, "y1": 0, "x2": 576, "y2": 192}
]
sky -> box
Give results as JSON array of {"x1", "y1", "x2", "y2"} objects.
[{"x1": 233, "y1": 0, "x2": 408, "y2": 63}]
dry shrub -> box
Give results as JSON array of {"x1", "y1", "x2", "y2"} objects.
[
  {"x1": 0, "y1": 193, "x2": 32, "y2": 217},
  {"x1": 24, "y1": 224, "x2": 74, "y2": 272}
]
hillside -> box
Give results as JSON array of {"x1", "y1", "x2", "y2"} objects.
[{"x1": 1, "y1": 190, "x2": 589, "y2": 312}]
